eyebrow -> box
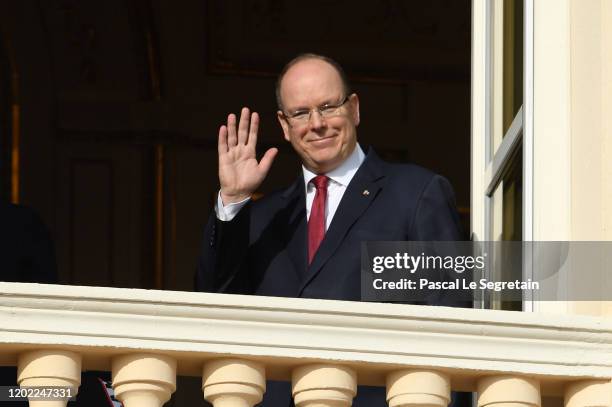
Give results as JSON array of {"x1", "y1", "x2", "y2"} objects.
[{"x1": 288, "y1": 98, "x2": 340, "y2": 112}]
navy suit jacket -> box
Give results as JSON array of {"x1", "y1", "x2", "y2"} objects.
[
  {"x1": 196, "y1": 148, "x2": 467, "y2": 406},
  {"x1": 0, "y1": 202, "x2": 57, "y2": 284},
  {"x1": 0, "y1": 203, "x2": 58, "y2": 407}
]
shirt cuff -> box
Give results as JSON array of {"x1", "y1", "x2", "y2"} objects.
[{"x1": 215, "y1": 191, "x2": 250, "y2": 221}]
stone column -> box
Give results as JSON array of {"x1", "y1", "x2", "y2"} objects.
[
  {"x1": 202, "y1": 358, "x2": 266, "y2": 407},
  {"x1": 386, "y1": 369, "x2": 451, "y2": 407},
  {"x1": 292, "y1": 364, "x2": 357, "y2": 407},
  {"x1": 478, "y1": 376, "x2": 540, "y2": 407},
  {"x1": 565, "y1": 380, "x2": 611, "y2": 407},
  {"x1": 112, "y1": 353, "x2": 176, "y2": 407},
  {"x1": 17, "y1": 349, "x2": 82, "y2": 407}
]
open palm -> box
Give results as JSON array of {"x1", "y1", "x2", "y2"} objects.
[{"x1": 218, "y1": 107, "x2": 278, "y2": 204}]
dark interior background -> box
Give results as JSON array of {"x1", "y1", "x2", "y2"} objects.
[
  {"x1": 0, "y1": 0, "x2": 471, "y2": 291},
  {"x1": 0, "y1": 1, "x2": 471, "y2": 404}
]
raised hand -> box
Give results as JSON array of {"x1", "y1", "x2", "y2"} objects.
[{"x1": 218, "y1": 107, "x2": 278, "y2": 205}]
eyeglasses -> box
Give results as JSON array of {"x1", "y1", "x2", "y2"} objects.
[{"x1": 283, "y1": 95, "x2": 350, "y2": 124}]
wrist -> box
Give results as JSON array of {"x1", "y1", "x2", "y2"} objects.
[{"x1": 220, "y1": 190, "x2": 251, "y2": 205}]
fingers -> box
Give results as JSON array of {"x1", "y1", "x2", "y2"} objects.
[
  {"x1": 218, "y1": 125, "x2": 228, "y2": 155},
  {"x1": 247, "y1": 112, "x2": 259, "y2": 149},
  {"x1": 226, "y1": 113, "x2": 237, "y2": 147},
  {"x1": 237, "y1": 107, "x2": 250, "y2": 145},
  {"x1": 257, "y1": 147, "x2": 278, "y2": 176},
  {"x1": 226, "y1": 108, "x2": 257, "y2": 148}
]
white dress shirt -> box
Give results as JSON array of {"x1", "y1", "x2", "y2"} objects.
[{"x1": 216, "y1": 144, "x2": 366, "y2": 228}]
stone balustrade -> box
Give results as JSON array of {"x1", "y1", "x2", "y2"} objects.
[{"x1": 1, "y1": 282, "x2": 611, "y2": 406}]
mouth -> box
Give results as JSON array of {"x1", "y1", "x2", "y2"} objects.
[{"x1": 308, "y1": 134, "x2": 337, "y2": 144}]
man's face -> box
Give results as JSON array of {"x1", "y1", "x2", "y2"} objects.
[{"x1": 277, "y1": 59, "x2": 360, "y2": 174}]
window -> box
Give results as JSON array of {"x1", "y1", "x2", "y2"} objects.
[{"x1": 471, "y1": 0, "x2": 533, "y2": 311}]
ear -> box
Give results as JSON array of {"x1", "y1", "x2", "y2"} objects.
[
  {"x1": 277, "y1": 111, "x2": 291, "y2": 142},
  {"x1": 349, "y1": 93, "x2": 360, "y2": 126}
]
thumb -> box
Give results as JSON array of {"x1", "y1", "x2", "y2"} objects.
[{"x1": 258, "y1": 147, "x2": 278, "y2": 176}]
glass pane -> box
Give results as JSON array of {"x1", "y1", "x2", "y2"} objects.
[
  {"x1": 503, "y1": 0, "x2": 523, "y2": 135},
  {"x1": 489, "y1": 147, "x2": 523, "y2": 310},
  {"x1": 501, "y1": 148, "x2": 522, "y2": 310},
  {"x1": 490, "y1": 148, "x2": 523, "y2": 241},
  {"x1": 502, "y1": 148, "x2": 522, "y2": 241}
]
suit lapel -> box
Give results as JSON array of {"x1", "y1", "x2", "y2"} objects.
[
  {"x1": 299, "y1": 150, "x2": 386, "y2": 295},
  {"x1": 282, "y1": 177, "x2": 308, "y2": 278}
]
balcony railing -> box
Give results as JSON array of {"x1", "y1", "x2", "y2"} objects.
[{"x1": 1, "y1": 282, "x2": 611, "y2": 406}]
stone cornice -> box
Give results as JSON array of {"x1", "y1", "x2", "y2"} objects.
[{"x1": 1, "y1": 282, "x2": 611, "y2": 386}]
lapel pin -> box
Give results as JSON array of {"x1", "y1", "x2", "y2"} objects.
[{"x1": 362, "y1": 189, "x2": 370, "y2": 196}]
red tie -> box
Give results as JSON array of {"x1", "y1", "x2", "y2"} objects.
[{"x1": 308, "y1": 175, "x2": 328, "y2": 264}]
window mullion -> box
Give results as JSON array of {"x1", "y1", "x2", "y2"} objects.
[{"x1": 486, "y1": 107, "x2": 523, "y2": 196}]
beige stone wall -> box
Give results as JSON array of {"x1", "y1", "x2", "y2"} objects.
[
  {"x1": 530, "y1": 0, "x2": 612, "y2": 316},
  {"x1": 570, "y1": 0, "x2": 606, "y2": 241},
  {"x1": 568, "y1": 0, "x2": 612, "y2": 317},
  {"x1": 603, "y1": 0, "x2": 612, "y2": 243}
]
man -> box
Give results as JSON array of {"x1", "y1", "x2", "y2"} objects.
[
  {"x1": 0, "y1": 202, "x2": 57, "y2": 283},
  {"x1": 0, "y1": 203, "x2": 118, "y2": 407},
  {"x1": 196, "y1": 54, "x2": 466, "y2": 406},
  {"x1": 0, "y1": 202, "x2": 58, "y2": 407}
]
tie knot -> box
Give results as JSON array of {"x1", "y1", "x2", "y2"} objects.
[{"x1": 311, "y1": 175, "x2": 328, "y2": 190}]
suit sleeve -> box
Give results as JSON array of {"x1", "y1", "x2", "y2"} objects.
[
  {"x1": 195, "y1": 204, "x2": 252, "y2": 294},
  {"x1": 23, "y1": 210, "x2": 58, "y2": 284},
  {"x1": 3, "y1": 205, "x2": 59, "y2": 284},
  {"x1": 409, "y1": 175, "x2": 464, "y2": 241}
]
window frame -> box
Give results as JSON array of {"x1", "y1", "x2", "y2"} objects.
[{"x1": 471, "y1": 0, "x2": 534, "y2": 310}]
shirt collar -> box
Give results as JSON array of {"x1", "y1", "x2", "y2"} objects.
[{"x1": 302, "y1": 143, "x2": 365, "y2": 188}]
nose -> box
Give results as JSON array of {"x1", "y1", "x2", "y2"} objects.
[{"x1": 308, "y1": 110, "x2": 326, "y2": 130}]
